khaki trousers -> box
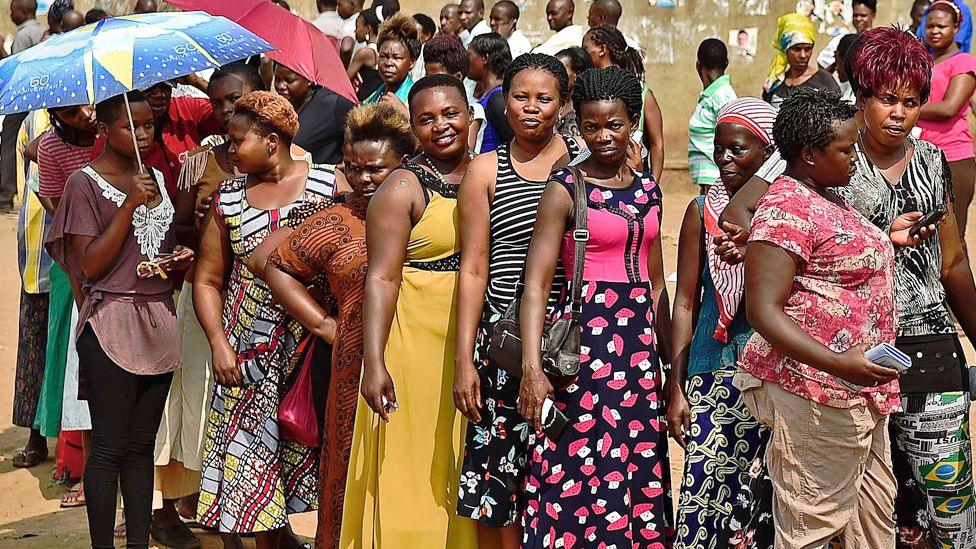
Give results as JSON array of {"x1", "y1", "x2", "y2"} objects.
[{"x1": 735, "y1": 371, "x2": 896, "y2": 549}]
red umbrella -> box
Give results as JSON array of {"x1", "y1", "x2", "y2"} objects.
[{"x1": 166, "y1": 0, "x2": 357, "y2": 103}]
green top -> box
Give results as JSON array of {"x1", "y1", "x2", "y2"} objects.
[{"x1": 687, "y1": 75, "x2": 737, "y2": 186}]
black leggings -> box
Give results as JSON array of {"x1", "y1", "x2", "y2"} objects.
[{"x1": 78, "y1": 326, "x2": 173, "y2": 549}]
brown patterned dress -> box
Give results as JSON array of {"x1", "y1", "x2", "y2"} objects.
[{"x1": 269, "y1": 199, "x2": 367, "y2": 548}]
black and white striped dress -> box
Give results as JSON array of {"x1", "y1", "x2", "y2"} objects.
[{"x1": 458, "y1": 135, "x2": 581, "y2": 527}]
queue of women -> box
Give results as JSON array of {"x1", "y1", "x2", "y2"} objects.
[{"x1": 14, "y1": 0, "x2": 976, "y2": 548}]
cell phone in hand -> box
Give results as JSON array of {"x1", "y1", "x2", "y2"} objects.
[{"x1": 910, "y1": 205, "x2": 947, "y2": 237}]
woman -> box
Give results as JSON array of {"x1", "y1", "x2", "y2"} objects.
[
  {"x1": 364, "y1": 13, "x2": 421, "y2": 114},
  {"x1": 151, "y1": 61, "x2": 266, "y2": 548},
  {"x1": 919, "y1": 0, "x2": 976, "y2": 238},
  {"x1": 554, "y1": 47, "x2": 592, "y2": 137},
  {"x1": 274, "y1": 62, "x2": 355, "y2": 165},
  {"x1": 340, "y1": 74, "x2": 477, "y2": 549},
  {"x1": 718, "y1": 26, "x2": 976, "y2": 547},
  {"x1": 262, "y1": 103, "x2": 417, "y2": 548},
  {"x1": 518, "y1": 66, "x2": 673, "y2": 546},
  {"x1": 194, "y1": 91, "x2": 337, "y2": 549},
  {"x1": 761, "y1": 13, "x2": 840, "y2": 108},
  {"x1": 468, "y1": 32, "x2": 514, "y2": 153},
  {"x1": 45, "y1": 91, "x2": 193, "y2": 549},
  {"x1": 667, "y1": 98, "x2": 776, "y2": 548},
  {"x1": 738, "y1": 88, "x2": 902, "y2": 547},
  {"x1": 347, "y1": 8, "x2": 384, "y2": 102},
  {"x1": 34, "y1": 102, "x2": 98, "y2": 508},
  {"x1": 455, "y1": 53, "x2": 581, "y2": 548},
  {"x1": 582, "y1": 25, "x2": 665, "y2": 181}
]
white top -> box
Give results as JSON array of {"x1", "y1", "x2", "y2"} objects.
[
  {"x1": 508, "y1": 29, "x2": 533, "y2": 59},
  {"x1": 463, "y1": 19, "x2": 492, "y2": 48},
  {"x1": 532, "y1": 25, "x2": 584, "y2": 56},
  {"x1": 313, "y1": 10, "x2": 344, "y2": 38},
  {"x1": 342, "y1": 12, "x2": 358, "y2": 39},
  {"x1": 817, "y1": 34, "x2": 843, "y2": 69}
]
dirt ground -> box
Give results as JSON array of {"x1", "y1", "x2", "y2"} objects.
[{"x1": 0, "y1": 172, "x2": 972, "y2": 547}]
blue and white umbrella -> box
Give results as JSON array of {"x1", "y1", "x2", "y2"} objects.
[{"x1": 0, "y1": 11, "x2": 275, "y2": 115}]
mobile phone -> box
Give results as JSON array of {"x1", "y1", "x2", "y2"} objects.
[
  {"x1": 540, "y1": 397, "x2": 569, "y2": 441},
  {"x1": 910, "y1": 206, "x2": 947, "y2": 237}
]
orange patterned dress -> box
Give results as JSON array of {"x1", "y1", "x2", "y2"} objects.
[{"x1": 269, "y1": 199, "x2": 368, "y2": 548}]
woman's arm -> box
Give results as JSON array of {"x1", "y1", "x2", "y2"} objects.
[
  {"x1": 649, "y1": 214, "x2": 672, "y2": 367},
  {"x1": 920, "y1": 72, "x2": 976, "y2": 121},
  {"x1": 72, "y1": 172, "x2": 157, "y2": 280},
  {"x1": 518, "y1": 180, "x2": 571, "y2": 431},
  {"x1": 264, "y1": 261, "x2": 337, "y2": 343},
  {"x1": 643, "y1": 90, "x2": 665, "y2": 182},
  {"x1": 346, "y1": 47, "x2": 375, "y2": 81},
  {"x1": 745, "y1": 242, "x2": 899, "y2": 386},
  {"x1": 247, "y1": 226, "x2": 293, "y2": 280},
  {"x1": 361, "y1": 170, "x2": 418, "y2": 422},
  {"x1": 192, "y1": 207, "x2": 241, "y2": 387},
  {"x1": 938, "y1": 196, "x2": 976, "y2": 339},
  {"x1": 665, "y1": 201, "x2": 702, "y2": 448},
  {"x1": 173, "y1": 185, "x2": 201, "y2": 247},
  {"x1": 453, "y1": 154, "x2": 496, "y2": 423},
  {"x1": 715, "y1": 176, "x2": 771, "y2": 264}
]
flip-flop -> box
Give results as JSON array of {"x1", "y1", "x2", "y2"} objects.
[
  {"x1": 150, "y1": 520, "x2": 202, "y2": 549},
  {"x1": 12, "y1": 448, "x2": 48, "y2": 468},
  {"x1": 115, "y1": 518, "x2": 126, "y2": 539},
  {"x1": 60, "y1": 487, "x2": 86, "y2": 508}
]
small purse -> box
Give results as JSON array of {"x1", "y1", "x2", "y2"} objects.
[
  {"x1": 895, "y1": 333, "x2": 967, "y2": 393},
  {"x1": 488, "y1": 166, "x2": 587, "y2": 390},
  {"x1": 279, "y1": 337, "x2": 320, "y2": 448}
]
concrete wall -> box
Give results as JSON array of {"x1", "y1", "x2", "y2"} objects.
[{"x1": 0, "y1": 0, "x2": 924, "y2": 164}]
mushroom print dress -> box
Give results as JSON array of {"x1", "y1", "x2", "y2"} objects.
[{"x1": 522, "y1": 168, "x2": 674, "y2": 548}]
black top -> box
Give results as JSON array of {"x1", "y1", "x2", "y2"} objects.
[
  {"x1": 294, "y1": 87, "x2": 356, "y2": 165},
  {"x1": 762, "y1": 69, "x2": 841, "y2": 108}
]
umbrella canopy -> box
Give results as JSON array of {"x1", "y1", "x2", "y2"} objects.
[
  {"x1": 0, "y1": 11, "x2": 275, "y2": 115},
  {"x1": 167, "y1": 0, "x2": 357, "y2": 104}
]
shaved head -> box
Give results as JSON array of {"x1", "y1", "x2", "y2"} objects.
[
  {"x1": 459, "y1": 0, "x2": 484, "y2": 31},
  {"x1": 587, "y1": 0, "x2": 621, "y2": 27},
  {"x1": 133, "y1": 0, "x2": 157, "y2": 14},
  {"x1": 489, "y1": 0, "x2": 519, "y2": 37},
  {"x1": 546, "y1": 0, "x2": 575, "y2": 31},
  {"x1": 61, "y1": 9, "x2": 84, "y2": 31}
]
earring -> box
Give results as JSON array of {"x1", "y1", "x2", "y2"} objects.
[{"x1": 269, "y1": 145, "x2": 275, "y2": 155}]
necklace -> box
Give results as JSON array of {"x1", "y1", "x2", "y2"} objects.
[{"x1": 422, "y1": 153, "x2": 447, "y2": 182}]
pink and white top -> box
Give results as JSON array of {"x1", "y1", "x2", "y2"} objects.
[
  {"x1": 738, "y1": 176, "x2": 901, "y2": 414},
  {"x1": 918, "y1": 52, "x2": 976, "y2": 162}
]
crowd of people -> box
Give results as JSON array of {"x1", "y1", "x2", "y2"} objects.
[{"x1": 6, "y1": 0, "x2": 976, "y2": 548}]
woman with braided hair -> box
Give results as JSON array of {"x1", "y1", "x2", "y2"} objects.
[
  {"x1": 455, "y1": 52, "x2": 582, "y2": 548},
  {"x1": 583, "y1": 24, "x2": 665, "y2": 181},
  {"x1": 519, "y1": 66, "x2": 673, "y2": 546}
]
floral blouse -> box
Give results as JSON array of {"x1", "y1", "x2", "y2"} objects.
[{"x1": 738, "y1": 176, "x2": 901, "y2": 414}]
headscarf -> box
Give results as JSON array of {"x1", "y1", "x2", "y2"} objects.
[
  {"x1": 764, "y1": 13, "x2": 817, "y2": 92},
  {"x1": 704, "y1": 98, "x2": 778, "y2": 342}
]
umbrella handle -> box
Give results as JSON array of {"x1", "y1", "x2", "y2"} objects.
[{"x1": 123, "y1": 94, "x2": 145, "y2": 174}]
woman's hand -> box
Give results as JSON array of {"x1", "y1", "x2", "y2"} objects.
[
  {"x1": 380, "y1": 92, "x2": 409, "y2": 117},
  {"x1": 714, "y1": 221, "x2": 749, "y2": 265},
  {"x1": 195, "y1": 195, "x2": 213, "y2": 230},
  {"x1": 361, "y1": 360, "x2": 398, "y2": 423},
  {"x1": 518, "y1": 365, "x2": 554, "y2": 432},
  {"x1": 831, "y1": 344, "x2": 900, "y2": 387},
  {"x1": 123, "y1": 172, "x2": 159, "y2": 210},
  {"x1": 315, "y1": 316, "x2": 338, "y2": 345},
  {"x1": 211, "y1": 338, "x2": 243, "y2": 387},
  {"x1": 890, "y1": 211, "x2": 941, "y2": 247},
  {"x1": 163, "y1": 245, "x2": 195, "y2": 272},
  {"x1": 665, "y1": 382, "x2": 691, "y2": 449},
  {"x1": 453, "y1": 358, "x2": 482, "y2": 424}
]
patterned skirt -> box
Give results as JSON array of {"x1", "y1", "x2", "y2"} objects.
[
  {"x1": 457, "y1": 317, "x2": 531, "y2": 528},
  {"x1": 196, "y1": 345, "x2": 318, "y2": 533},
  {"x1": 13, "y1": 291, "x2": 49, "y2": 428},
  {"x1": 675, "y1": 369, "x2": 768, "y2": 549}
]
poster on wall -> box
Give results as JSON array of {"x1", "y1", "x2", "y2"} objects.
[
  {"x1": 814, "y1": 0, "x2": 854, "y2": 36},
  {"x1": 730, "y1": 27, "x2": 758, "y2": 58},
  {"x1": 37, "y1": 0, "x2": 51, "y2": 13}
]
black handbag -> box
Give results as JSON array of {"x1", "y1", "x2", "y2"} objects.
[
  {"x1": 895, "y1": 333, "x2": 967, "y2": 393},
  {"x1": 488, "y1": 166, "x2": 587, "y2": 390}
]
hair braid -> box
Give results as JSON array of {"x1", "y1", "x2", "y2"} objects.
[
  {"x1": 572, "y1": 66, "x2": 643, "y2": 120},
  {"x1": 502, "y1": 52, "x2": 570, "y2": 104},
  {"x1": 586, "y1": 25, "x2": 644, "y2": 81}
]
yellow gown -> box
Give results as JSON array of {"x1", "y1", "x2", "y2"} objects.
[{"x1": 340, "y1": 164, "x2": 477, "y2": 549}]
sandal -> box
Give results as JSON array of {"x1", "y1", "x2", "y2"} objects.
[
  {"x1": 115, "y1": 517, "x2": 126, "y2": 539},
  {"x1": 60, "y1": 484, "x2": 86, "y2": 508},
  {"x1": 12, "y1": 447, "x2": 48, "y2": 468}
]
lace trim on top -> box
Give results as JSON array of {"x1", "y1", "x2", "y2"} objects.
[
  {"x1": 83, "y1": 165, "x2": 175, "y2": 260},
  {"x1": 399, "y1": 161, "x2": 460, "y2": 199}
]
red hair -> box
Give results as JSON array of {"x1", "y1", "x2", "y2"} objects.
[{"x1": 848, "y1": 26, "x2": 933, "y2": 102}]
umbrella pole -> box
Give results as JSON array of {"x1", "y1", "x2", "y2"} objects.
[{"x1": 123, "y1": 94, "x2": 145, "y2": 173}]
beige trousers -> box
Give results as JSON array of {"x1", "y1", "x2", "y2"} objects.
[{"x1": 735, "y1": 371, "x2": 896, "y2": 549}]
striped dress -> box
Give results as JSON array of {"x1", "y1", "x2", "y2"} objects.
[
  {"x1": 458, "y1": 136, "x2": 580, "y2": 527},
  {"x1": 196, "y1": 165, "x2": 336, "y2": 533}
]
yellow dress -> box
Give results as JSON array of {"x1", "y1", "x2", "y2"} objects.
[{"x1": 340, "y1": 164, "x2": 476, "y2": 549}]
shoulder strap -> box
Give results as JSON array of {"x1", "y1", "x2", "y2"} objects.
[{"x1": 568, "y1": 165, "x2": 588, "y2": 320}]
